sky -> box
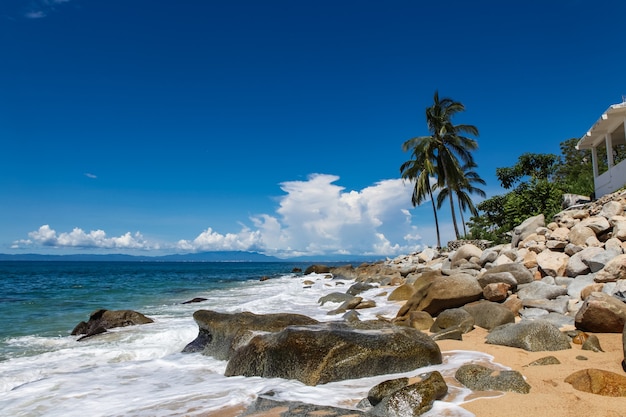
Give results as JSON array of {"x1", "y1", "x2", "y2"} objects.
[{"x1": 1, "y1": 0, "x2": 626, "y2": 259}]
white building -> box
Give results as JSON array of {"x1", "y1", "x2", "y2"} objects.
[{"x1": 576, "y1": 102, "x2": 626, "y2": 198}]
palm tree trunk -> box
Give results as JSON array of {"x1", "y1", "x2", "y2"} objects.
[
  {"x1": 428, "y1": 188, "x2": 441, "y2": 249},
  {"x1": 448, "y1": 193, "x2": 460, "y2": 239},
  {"x1": 458, "y1": 195, "x2": 468, "y2": 237}
]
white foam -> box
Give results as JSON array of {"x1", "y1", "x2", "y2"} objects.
[{"x1": 0, "y1": 273, "x2": 506, "y2": 416}]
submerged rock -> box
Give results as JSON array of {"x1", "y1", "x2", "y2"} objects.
[{"x1": 71, "y1": 309, "x2": 153, "y2": 341}]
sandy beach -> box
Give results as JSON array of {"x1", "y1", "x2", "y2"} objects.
[
  {"x1": 207, "y1": 315, "x2": 626, "y2": 417},
  {"x1": 438, "y1": 326, "x2": 625, "y2": 417}
]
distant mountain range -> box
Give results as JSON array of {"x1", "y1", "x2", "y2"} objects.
[{"x1": 0, "y1": 251, "x2": 383, "y2": 263}]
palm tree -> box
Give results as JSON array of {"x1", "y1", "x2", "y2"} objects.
[
  {"x1": 402, "y1": 91, "x2": 479, "y2": 242},
  {"x1": 436, "y1": 162, "x2": 486, "y2": 237},
  {"x1": 400, "y1": 148, "x2": 441, "y2": 248}
]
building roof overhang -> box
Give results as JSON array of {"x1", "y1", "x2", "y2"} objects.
[{"x1": 576, "y1": 102, "x2": 626, "y2": 150}]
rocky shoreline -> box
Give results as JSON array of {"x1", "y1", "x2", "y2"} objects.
[{"x1": 73, "y1": 190, "x2": 626, "y2": 416}]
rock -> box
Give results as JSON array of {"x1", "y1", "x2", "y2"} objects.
[
  {"x1": 347, "y1": 282, "x2": 376, "y2": 295},
  {"x1": 327, "y1": 296, "x2": 363, "y2": 315},
  {"x1": 430, "y1": 326, "x2": 464, "y2": 341},
  {"x1": 565, "y1": 369, "x2": 626, "y2": 396},
  {"x1": 536, "y1": 250, "x2": 569, "y2": 277},
  {"x1": 581, "y1": 334, "x2": 604, "y2": 352},
  {"x1": 455, "y1": 364, "x2": 531, "y2": 393},
  {"x1": 463, "y1": 300, "x2": 516, "y2": 331},
  {"x1": 304, "y1": 264, "x2": 331, "y2": 275},
  {"x1": 399, "y1": 272, "x2": 483, "y2": 317},
  {"x1": 224, "y1": 323, "x2": 442, "y2": 386},
  {"x1": 367, "y1": 377, "x2": 410, "y2": 406},
  {"x1": 595, "y1": 254, "x2": 626, "y2": 283},
  {"x1": 318, "y1": 292, "x2": 354, "y2": 306},
  {"x1": 482, "y1": 282, "x2": 510, "y2": 302},
  {"x1": 511, "y1": 214, "x2": 545, "y2": 248},
  {"x1": 182, "y1": 297, "x2": 208, "y2": 304},
  {"x1": 574, "y1": 292, "x2": 626, "y2": 333},
  {"x1": 588, "y1": 249, "x2": 623, "y2": 273},
  {"x1": 407, "y1": 311, "x2": 434, "y2": 330},
  {"x1": 579, "y1": 216, "x2": 611, "y2": 234},
  {"x1": 600, "y1": 200, "x2": 625, "y2": 218},
  {"x1": 569, "y1": 224, "x2": 597, "y2": 246},
  {"x1": 526, "y1": 356, "x2": 561, "y2": 366},
  {"x1": 387, "y1": 283, "x2": 416, "y2": 301},
  {"x1": 450, "y1": 244, "x2": 483, "y2": 265},
  {"x1": 480, "y1": 263, "x2": 534, "y2": 285},
  {"x1": 182, "y1": 310, "x2": 319, "y2": 359},
  {"x1": 486, "y1": 320, "x2": 571, "y2": 352},
  {"x1": 521, "y1": 297, "x2": 570, "y2": 315},
  {"x1": 71, "y1": 309, "x2": 154, "y2": 341},
  {"x1": 429, "y1": 308, "x2": 474, "y2": 333},
  {"x1": 477, "y1": 271, "x2": 518, "y2": 291},
  {"x1": 517, "y1": 281, "x2": 568, "y2": 300},
  {"x1": 242, "y1": 395, "x2": 366, "y2": 416},
  {"x1": 369, "y1": 371, "x2": 448, "y2": 417}
]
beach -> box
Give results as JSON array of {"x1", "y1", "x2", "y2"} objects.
[{"x1": 1, "y1": 261, "x2": 625, "y2": 417}]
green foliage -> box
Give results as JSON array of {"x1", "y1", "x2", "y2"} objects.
[
  {"x1": 553, "y1": 138, "x2": 594, "y2": 196},
  {"x1": 467, "y1": 138, "x2": 591, "y2": 243}
]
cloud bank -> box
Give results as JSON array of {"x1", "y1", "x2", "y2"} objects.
[{"x1": 14, "y1": 174, "x2": 427, "y2": 257}]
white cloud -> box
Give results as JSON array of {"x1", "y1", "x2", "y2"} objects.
[
  {"x1": 25, "y1": 11, "x2": 46, "y2": 19},
  {"x1": 15, "y1": 174, "x2": 434, "y2": 257},
  {"x1": 17, "y1": 225, "x2": 156, "y2": 250},
  {"x1": 84, "y1": 173, "x2": 97, "y2": 179}
]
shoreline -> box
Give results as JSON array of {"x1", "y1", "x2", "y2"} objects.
[{"x1": 197, "y1": 277, "x2": 626, "y2": 417}]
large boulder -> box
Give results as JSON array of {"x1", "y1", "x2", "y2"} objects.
[
  {"x1": 71, "y1": 309, "x2": 153, "y2": 341},
  {"x1": 399, "y1": 272, "x2": 483, "y2": 317},
  {"x1": 224, "y1": 323, "x2": 442, "y2": 385},
  {"x1": 182, "y1": 310, "x2": 319, "y2": 360},
  {"x1": 463, "y1": 300, "x2": 516, "y2": 331},
  {"x1": 486, "y1": 320, "x2": 571, "y2": 352},
  {"x1": 574, "y1": 292, "x2": 626, "y2": 333}
]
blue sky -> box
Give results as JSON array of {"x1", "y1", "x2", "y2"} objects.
[{"x1": 1, "y1": 0, "x2": 625, "y2": 258}]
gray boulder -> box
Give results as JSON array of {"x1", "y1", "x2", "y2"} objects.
[
  {"x1": 486, "y1": 320, "x2": 571, "y2": 351},
  {"x1": 455, "y1": 364, "x2": 530, "y2": 394},
  {"x1": 224, "y1": 322, "x2": 442, "y2": 386},
  {"x1": 463, "y1": 300, "x2": 516, "y2": 331},
  {"x1": 182, "y1": 310, "x2": 319, "y2": 359},
  {"x1": 517, "y1": 281, "x2": 568, "y2": 300},
  {"x1": 481, "y1": 263, "x2": 534, "y2": 285}
]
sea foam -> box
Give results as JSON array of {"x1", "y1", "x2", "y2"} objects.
[{"x1": 0, "y1": 272, "x2": 502, "y2": 416}]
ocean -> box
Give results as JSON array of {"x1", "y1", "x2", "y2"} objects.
[{"x1": 0, "y1": 261, "x2": 500, "y2": 417}]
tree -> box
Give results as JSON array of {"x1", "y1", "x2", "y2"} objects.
[
  {"x1": 400, "y1": 150, "x2": 441, "y2": 248},
  {"x1": 467, "y1": 143, "x2": 589, "y2": 244},
  {"x1": 402, "y1": 91, "x2": 479, "y2": 241},
  {"x1": 442, "y1": 162, "x2": 486, "y2": 237}
]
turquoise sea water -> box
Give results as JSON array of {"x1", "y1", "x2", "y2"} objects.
[
  {"x1": 0, "y1": 261, "x2": 307, "y2": 340},
  {"x1": 0, "y1": 261, "x2": 493, "y2": 417}
]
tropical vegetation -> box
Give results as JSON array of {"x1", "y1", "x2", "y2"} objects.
[{"x1": 400, "y1": 91, "x2": 484, "y2": 248}]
